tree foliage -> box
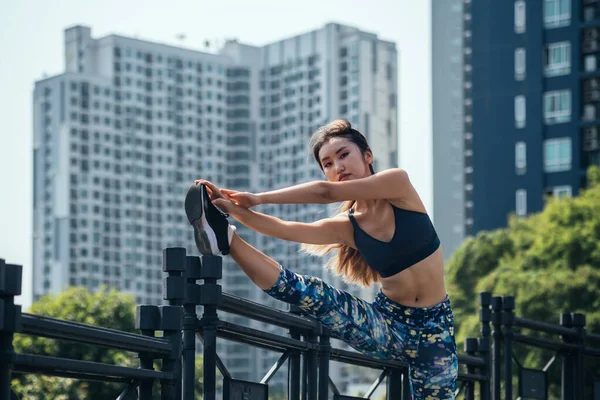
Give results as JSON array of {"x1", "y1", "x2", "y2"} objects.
[{"x1": 446, "y1": 165, "x2": 600, "y2": 396}]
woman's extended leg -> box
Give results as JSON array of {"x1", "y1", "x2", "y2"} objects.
[
  {"x1": 227, "y1": 232, "x2": 281, "y2": 290},
  {"x1": 227, "y1": 233, "x2": 396, "y2": 359}
]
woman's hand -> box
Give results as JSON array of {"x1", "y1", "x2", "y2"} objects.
[
  {"x1": 220, "y1": 189, "x2": 261, "y2": 209},
  {"x1": 195, "y1": 180, "x2": 240, "y2": 214}
]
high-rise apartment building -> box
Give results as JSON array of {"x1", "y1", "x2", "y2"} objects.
[
  {"x1": 462, "y1": 0, "x2": 599, "y2": 235},
  {"x1": 464, "y1": 0, "x2": 600, "y2": 234},
  {"x1": 432, "y1": 0, "x2": 465, "y2": 261},
  {"x1": 33, "y1": 23, "x2": 397, "y2": 391}
]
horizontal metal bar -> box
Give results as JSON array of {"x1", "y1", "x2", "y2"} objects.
[
  {"x1": 458, "y1": 354, "x2": 486, "y2": 367},
  {"x1": 220, "y1": 293, "x2": 319, "y2": 331},
  {"x1": 21, "y1": 313, "x2": 172, "y2": 356},
  {"x1": 512, "y1": 333, "x2": 578, "y2": 351},
  {"x1": 586, "y1": 346, "x2": 600, "y2": 357},
  {"x1": 217, "y1": 321, "x2": 317, "y2": 352},
  {"x1": 216, "y1": 330, "x2": 289, "y2": 354},
  {"x1": 514, "y1": 317, "x2": 578, "y2": 338},
  {"x1": 13, "y1": 353, "x2": 173, "y2": 381},
  {"x1": 12, "y1": 367, "x2": 130, "y2": 383},
  {"x1": 329, "y1": 348, "x2": 407, "y2": 370},
  {"x1": 458, "y1": 372, "x2": 488, "y2": 383},
  {"x1": 588, "y1": 332, "x2": 600, "y2": 343}
]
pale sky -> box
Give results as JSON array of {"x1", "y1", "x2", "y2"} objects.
[{"x1": 0, "y1": 0, "x2": 431, "y2": 308}]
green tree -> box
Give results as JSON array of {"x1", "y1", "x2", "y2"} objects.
[{"x1": 447, "y1": 165, "x2": 600, "y2": 397}]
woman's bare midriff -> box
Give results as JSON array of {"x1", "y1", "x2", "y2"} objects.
[{"x1": 379, "y1": 247, "x2": 447, "y2": 308}]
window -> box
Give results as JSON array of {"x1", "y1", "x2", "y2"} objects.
[
  {"x1": 516, "y1": 189, "x2": 527, "y2": 216},
  {"x1": 515, "y1": 142, "x2": 527, "y2": 174},
  {"x1": 515, "y1": 1, "x2": 526, "y2": 33},
  {"x1": 544, "y1": 138, "x2": 572, "y2": 172},
  {"x1": 515, "y1": 95, "x2": 526, "y2": 128},
  {"x1": 544, "y1": 0, "x2": 570, "y2": 28},
  {"x1": 553, "y1": 185, "x2": 572, "y2": 198},
  {"x1": 585, "y1": 55, "x2": 597, "y2": 72},
  {"x1": 544, "y1": 90, "x2": 571, "y2": 124},
  {"x1": 545, "y1": 42, "x2": 571, "y2": 77},
  {"x1": 515, "y1": 48, "x2": 526, "y2": 80}
]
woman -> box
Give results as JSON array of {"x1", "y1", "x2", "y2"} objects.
[{"x1": 185, "y1": 120, "x2": 457, "y2": 399}]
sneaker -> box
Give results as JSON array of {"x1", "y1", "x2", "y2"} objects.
[{"x1": 184, "y1": 183, "x2": 232, "y2": 255}]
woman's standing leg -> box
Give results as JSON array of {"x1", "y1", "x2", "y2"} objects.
[{"x1": 408, "y1": 304, "x2": 458, "y2": 399}]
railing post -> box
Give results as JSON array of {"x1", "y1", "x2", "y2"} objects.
[
  {"x1": 479, "y1": 292, "x2": 492, "y2": 400},
  {"x1": 402, "y1": 369, "x2": 411, "y2": 400},
  {"x1": 0, "y1": 260, "x2": 22, "y2": 400},
  {"x1": 289, "y1": 305, "x2": 304, "y2": 400},
  {"x1": 491, "y1": 296, "x2": 503, "y2": 400},
  {"x1": 136, "y1": 304, "x2": 161, "y2": 399},
  {"x1": 162, "y1": 247, "x2": 186, "y2": 400},
  {"x1": 502, "y1": 296, "x2": 515, "y2": 400},
  {"x1": 159, "y1": 305, "x2": 183, "y2": 400},
  {"x1": 464, "y1": 338, "x2": 478, "y2": 400},
  {"x1": 572, "y1": 313, "x2": 586, "y2": 400},
  {"x1": 199, "y1": 255, "x2": 223, "y2": 400},
  {"x1": 305, "y1": 332, "x2": 319, "y2": 400},
  {"x1": 182, "y1": 255, "x2": 202, "y2": 400},
  {"x1": 386, "y1": 368, "x2": 402, "y2": 400},
  {"x1": 560, "y1": 313, "x2": 574, "y2": 400},
  {"x1": 318, "y1": 330, "x2": 330, "y2": 400},
  {"x1": 288, "y1": 305, "x2": 302, "y2": 400}
]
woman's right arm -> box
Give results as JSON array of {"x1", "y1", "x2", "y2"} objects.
[{"x1": 227, "y1": 204, "x2": 347, "y2": 245}]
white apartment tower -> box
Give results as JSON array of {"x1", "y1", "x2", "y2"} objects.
[{"x1": 33, "y1": 23, "x2": 397, "y2": 392}]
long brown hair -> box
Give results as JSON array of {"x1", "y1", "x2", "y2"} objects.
[{"x1": 301, "y1": 120, "x2": 380, "y2": 287}]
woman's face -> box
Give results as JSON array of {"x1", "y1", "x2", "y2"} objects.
[{"x1": 318, "y1": 137, "x2": 373, "y2": 182}]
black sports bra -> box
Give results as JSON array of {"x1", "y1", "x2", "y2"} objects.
[{"x1": 348, "y1": 203, "x2": 441, "y2": 278}]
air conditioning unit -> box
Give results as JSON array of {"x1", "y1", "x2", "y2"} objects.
[
  {"x1": 587, "y1": 78, "x2": 600, "y2": 90},
  {"x1": 584, "y1": 138, "x2": 599, "y2": 151},
  {"x1": 585, "y1": 28, "x2": 599, "y2": 40},
  {"x1": 584, "y1": 40, "x2": 599, "y2": 53},
  {"x1": 584, "y1": 126, "x2": 599, "y2": 141},
  {"x1": 585, "y1": 90, "x2": 600, "y2": 102}
]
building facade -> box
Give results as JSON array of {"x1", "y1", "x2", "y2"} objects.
[
  {"x1": 462, "y1": 0, "x2": 599, "y2": 235},
  {"x1": 33, "y1": 24, "x2": 398, "y2": 391},
  {"x1": 432, "y1": 0, "x2": 465, "y2": 261}
]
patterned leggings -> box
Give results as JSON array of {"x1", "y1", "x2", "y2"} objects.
[{"x1": 264, "y1": 265, "x2": 458, "y2": 399}]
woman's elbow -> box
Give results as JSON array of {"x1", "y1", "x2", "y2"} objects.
[{"x1": 317, "y1": 181, "x2": 336, "y2": 203}]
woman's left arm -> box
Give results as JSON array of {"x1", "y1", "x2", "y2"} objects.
[
  {"x1": 199, "y1": 168, "x2": 412, "y2": 206},
  {"x1": 258, "y1": 168, "x2": 412, "y2": 204}
]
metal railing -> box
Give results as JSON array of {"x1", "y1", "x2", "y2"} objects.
[{"x1": 3, "y1": 248, "x2": 596, "y2": 399}]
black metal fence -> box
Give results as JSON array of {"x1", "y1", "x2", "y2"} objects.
[{"x1": 0, "y1": 248, "x2": 598, "y2": 399}]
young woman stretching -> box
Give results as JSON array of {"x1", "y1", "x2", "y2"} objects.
[{"x1": 185, "y1": 120, "x2": 457, "y2": 399}]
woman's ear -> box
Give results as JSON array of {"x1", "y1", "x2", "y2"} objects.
[{"x1": 365, "y1": 150, "x2": 374, "y2": 165}]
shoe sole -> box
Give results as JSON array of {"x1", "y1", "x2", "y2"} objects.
[{"x1": 184, "y1": 184, "x2": 220, "y2": 255}]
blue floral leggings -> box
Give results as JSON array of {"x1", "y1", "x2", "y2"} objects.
[{"x1": 264, "y1": 265, "x2": 458, "y2": 399}]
